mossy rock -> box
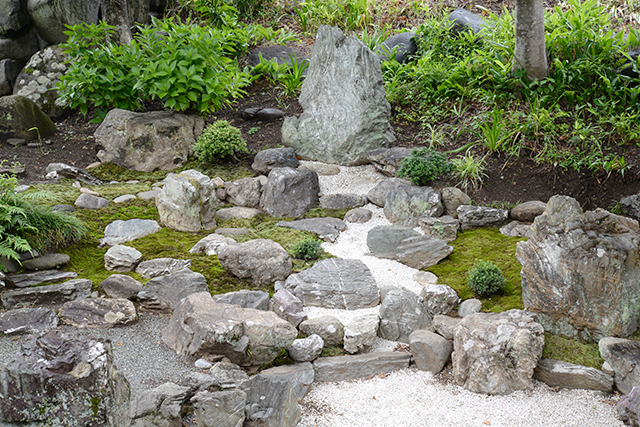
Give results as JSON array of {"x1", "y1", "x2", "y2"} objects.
[{"x1": 0, "y1": 95, "x2": 56, "y2": 140}]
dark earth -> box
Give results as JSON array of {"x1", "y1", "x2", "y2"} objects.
[{"x1": 2, "y1": 82, "x2": 639, "y2": 212}]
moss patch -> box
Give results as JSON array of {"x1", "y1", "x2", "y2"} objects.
[
  {"x1": 542, "y1": 332, "x2": 604, "y2": 369},
  {"x1": 427, "y1": 228, "x2": 526, "y2": 312}
]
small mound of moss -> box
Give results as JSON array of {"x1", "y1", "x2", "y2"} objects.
[{"x1": 542, "y1": 333, "x2": 604, "y2": 369}]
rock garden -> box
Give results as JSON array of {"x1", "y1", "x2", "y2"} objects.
[{"x1": 2, "y1": 0, "x2": 640, "y2": 426}]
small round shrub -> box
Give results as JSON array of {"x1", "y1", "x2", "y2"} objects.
[
  {"x1": 292, "y1": 238, "x2": 323, "y2": 260},
  {"x1": 194, "y1": 120, "x2": 248, "y2": 162},
  {"x1": 397, "y1": 147, "x2": 454, "y2": 186},
  {"x1": 467, "y1": 260, "x2": 506, "y2": 296}
]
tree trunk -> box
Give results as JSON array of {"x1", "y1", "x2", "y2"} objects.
[
  {"x1": 101, "y1": 0, "x2": 132, "y2": 46},
  {"x1": 513, "y1": 0, "x2": 548, "y2": 80}
]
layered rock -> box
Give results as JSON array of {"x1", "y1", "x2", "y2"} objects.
[{"x1": 217, "y1": 239, "x2": 292, "y2": 286}]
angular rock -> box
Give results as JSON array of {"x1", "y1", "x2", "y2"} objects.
[
  {"x1": 366, "y1": 147, "x2": 412, "y2": 176},
  {"x1": 95, "y1": 109, "x2": 204, "y2": 172},
  {"x1": 284, "y1": 258, "x2": 379, "y2": 310},
  {"x1": 270, "y1": 288, "x2": 307, "y2": 327},
  {"x1": 216, "y1": 206, "x2": 262, "y2": 220},
  {"x1": 130, "y1": 382, "x2": 190, "y2": 427},
  {"x1": 410, "y1": 330, "x2": 453, "y2": 372},
  {"x1": 299, "y1": 161, "x2": 340, "y2": 176},
  {"x1": 458, "y1": 298, "x2": 482, "y2": 317},
  {"x1": 457, "y1": 205, "x2": 509, "y2": 230},
  {"x1": 617, "y1": 386, "x2": 640, "y2": 427},
  {"x1": 252, "y1": 147, "x2": 299, "y2": 174},
  {"x1": 344, "y1": 314, "x2": 379, "y2": 354},
  {"x1": 74, "y1": 192, "x2": 109, "y2": 209},
  {"x1": 59, "y1": 297, "x2": 137, "y2": 328},
  {"x1": 419, "y1": 215, "x2": 459, "y2": 242},
  {"x1": 243, "y1": 375, "x2": 301, "y2": 427},
  {"x1": 319, "y1": 193, "x2": 367, "y2": 210},
  {"x1": 366, "y1": 224, "x2": 420, "y2": 257},
  {"x1": 137, "y1": 189, "x2": 158, "y2": 200},
  {"x1": 207, "y1": 360, "x2": 250, "y2": 389},
  {"x1": 0, "y1": 331, "x2": 130, "y2": 426},
  {"x1": 191, "y1": 389, "x2": 246, "y2": 427},
  {"x1": 135, "y1": 257, "x2": 191, "y2": 279},
  {"x1": 104, "y1": 244, "x2": 142, "y2": 272},
  {"x1": 286, "y1": 334, "x2": 324, "y2": 363},
  {"x1": 45, "y1": 162, "x2": 104, "y2": 185},
  {"x1": 99, "y1": 218, "x2": 161, "y2": 247},
  {"x1": 189, "y1": 233, "x2": 236, "y2": 256},
  {"x1": 1, "y1": 278, "x2": 92, "y2": 309},
  {"x1": 137, "y1": 268, "x2": 208, "y2": 311},
  {"x1": 421, "y1": 284, "x2": 461, "y2": 317},
  {"x1": 313, "y1": 351, "x2": 411, "y2": 382},
  {"x1": 260, "y1": 362, "x2": 315, "y2": 401},
  {"x1": 441, "y1": 187, "x2": 472, "y2": 217},
  {"x1": 6, "y1": 269, "x2": 77, "y2": 288},
  {"x1": 0, "y1": 307, "x2": 58, "y2": 335},
  {"x1": 413, "y1": 271, "x2": 438, "y2": 286},
  {"x1": 162, "y1": 292, "x2": 297, "y2": 366},
  {"x1": 432, "y1": 314, "x2": 461, "y2": 340},
  {"x1": 276, "y1": 217, "x2": 346, "y2": 242},
  {"x1": 156, "y1": 170, "x2": 219, "y2": 232},
  {"x1": 213, "y1": 289, "x2": 270, "y2": 311},
  {"x1": 517, "y1": 195, "x2": 640, "y2": 341},
  {"x1": 533, "y1": 358, "x2": 613, "y2": 392},
  {"x1": 379, "y1": 287, "x2": 433, "y2": 343},
  {"x1": 376, "y1": 32, "x2": 418, "y2": 63},
  {"x1": 344, "y1": 207, "x2": 372, "y2": 223},
  {"x1": 0, "y1": 94, "x2": 56, "y2": 140},
  {"x1": 500, "y1": 220, "x2": 533, "y2": 238},
  {"x1": 260, "y1": 167, "x2": 320, "y2": 218},
  {"x1": 217, "y1": 239, "x2": 292, "y2": 286},
  {"x1": 298, "y1": 316, "x2": 344, "y2": 347},
  {"x1": 225, "y1": 177, "x2": 262, "y2": 208},
  {"x1": 282, "y1": 26, "x2": 394, "y2": 166},
  {"x1": 367, "y1": 178, "x2": 411, "y2": 207},
  {"x1": 396, "y1": 235, "x2": 453, "y2": 269},
  {"x1": 599, "y1": 337, "x2": 640, "y2": 395},
  {"x1": 452, "y1": 309, "x2": 545, "y2": 395},
  {"x1": 99, "y1": 274, "x2": 143, "y2": 300},
  {"x1": 384, "y1": 185, "x2": 443, "y2": 227},
  {"x1": 510, "y1": 200, "x2": 546, "y2": 222},
  {"x1": 620, "y1": 192, "x2": 640, "y2": 221}
]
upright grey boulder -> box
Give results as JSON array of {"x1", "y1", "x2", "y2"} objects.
[
  {"x1": 452, "y1": 310, "x2": 544, "y2": 395},
  {"x1": 156, "y1": 170, "x2": 220, "y2": 232},
  {"x1": 0, "y1": 331, "x2": 130, "y2": 426},
  {"x1": 599, "y1": 337, "x2": 640, "y2": 394},
  {"x1": 516, "y1": 195, "x2": 640, "y2": 341},
  {"x1": 217, "y1": 239, "x2": 292, "y2": 286},
  {"x1": 282, "y1": 25, "x2": 395, "y2": 165},
  {"x1": 95, "y1": 109, "x2": 204, "y2": 172},
  {"x1": 260, "y1": 167, "x2": 320, "y2": 217},
  {"x1": 378, "y1": 287, "x2": 433, "y2": 343},
  {"x1": 243, "y1": 375, "x2": 301, "y2": 427}
]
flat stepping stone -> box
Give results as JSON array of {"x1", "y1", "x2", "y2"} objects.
[
  {"x1": 74, "y1": 193, "x2": 109, "y2": 209},
  {"x1": 137, "y1": 268, "x2": 208, "y2": 311},
  {"x1": 99, "y1": 219, "x2": 161, "y2": 247},
  {"x1": 113, "y1": 194, "x2": 137, "y2": 203},
  {"x1": 313, "y1": 351, "x2": 411, "y2": 382},
  {"x1": 6, "y1": 270, "x2": 78, "y2": 288},
  {"x1": 0, "y1": 307, "x2": 59, "y2": 335},
  {"x1": 135, "y1": 258, "x2": 191, "y2": 279},
  {"x1": 21, "y1": 253, "x2": 70, "y2": 271},
  {"x1": 1, "y1": 279, "x2": 92, "y2": 309},
  {"x1": 59, "y1": 298, "x2": 137, "y2": 328},
  {"x1": 276, "y1": 218, "x2": 346, "y2": 243}
]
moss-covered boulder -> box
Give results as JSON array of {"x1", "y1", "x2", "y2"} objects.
[{"x1": 0, "y1": 94, "x2": 56, "y2": 139}]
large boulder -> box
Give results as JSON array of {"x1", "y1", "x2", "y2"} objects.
[
  {"x1": 282, "y1": 25, "x2": 395, "y2": 165},
  {"x1": 224, "y1": 177, "x2": 262, "y2": 209},
  {"x1": 0, "y1": 307, "x2": 59, "y2": 335},
  {"x1": 452, "y1": 309, "x2": 545, "y2": 395},
  {"x1": 0, "y1": 27, "x2": 39, "y2": 62},
  {"x1": 27, "y1": 0, "x2": 100, "y2": 44},
  {"x1": 421, "y1": 284, "x2": 460, "y2": 317},
  {"x1": 0, "y1": 278, "x2": 92, "y2": 309},
  {"x1": 191, "y1": 389, "x2": 246, "y2": 427},
  {"x1": 343, "y1": 314, "x2": 379, "y2": 354},
  {"x1": 156, "y1": 170, "x2": 220, "y2": 232},
  {"x1": 217, "y1": 239, "x2": 292, "y2": 286},
  {"x1": 162, "y1": 292, "x2": 297, "y2": 366},
  {"x1": 0, "y1": 331, "x2": 130, "y2": 426},
  {"x1": 298, "y1": 316, "x2": 344, "y2": 347},
  {"x1": 212, "y1": 289, "x2": 270, "y2": 311},
  {"x1": 618, "y1": 387, "x2": 640, "y2": 427},
  {"x1": 284, "y1": 258, "x2": 380, "y2": 310},
  {"x1": 599, "y1": 337, "x2": 640, "y2": 395},
  {"x1": 384, "y1": 185, "x2": 443, "y2": 227},
  {"x1": 516, "y1": 195, "x2": 640, "y2": 341},
  {"x1": 378, "y1": 287, "x2": 433, "y2": 343},
  {"x1": 242, "y1": 375, "x2": 301, "y2": 427},
  {"x1": 95, "y1": 109, "x2": 204, "y2": 172},
  {"x1": 99, "y1": 218, "x2": 161, "y2": 247},
  {"x1": 313, "y1": 352, "x2": 411, "y2": 382},
  {"x1": 137, "y1": 268, "x2": 209, "y2": 311},
  {"x1": 260, "y1": 167, "x2": 320, "y2": 217},
  {"x1": 366, "y1": 177, "x2": 411, "y2": 207},
  {"x1": 0, "y1": 94, "x2": 56, "y2": 139},
  {"x1": 410, "y1": 330, "x2": 452, "y2": 373},
  {"x1": 0, "y1": 0, "x2": 31, "y2": 35},
  {"x1": 58, "y1": 297, "x2": 137, "y2": 328},
  {"x1": 129, "y1": 382, "x2": 192, "y2": 427}
]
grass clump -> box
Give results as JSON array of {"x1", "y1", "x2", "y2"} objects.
[
  {"x1": 427, "y1": 228, "x2": 525, "y2": 312},
  {"x1": 467, "y1": 260, "x2": 507, "y2": 297},
  {"x1": 194, "y1": 120, "x2": 248, "y2": 162},
  {"x1": 397, "y1": 147, "x2": 453, "y2": 186},
  {"x1": 542, "y1": 333, "x2": 604, "y2": 369}
]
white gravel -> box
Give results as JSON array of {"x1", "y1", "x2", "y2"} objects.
[{"x1": 299, "y1": 162, "x2": 624, "y2": 427}]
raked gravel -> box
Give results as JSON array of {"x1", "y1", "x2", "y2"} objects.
[{"x1": 0, "y1": 161, "x2": 626, "y2": 426}]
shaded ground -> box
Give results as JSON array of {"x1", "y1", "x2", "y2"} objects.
[{"x1": 1, "y1": 84, "x2": 639, "y2": 211}]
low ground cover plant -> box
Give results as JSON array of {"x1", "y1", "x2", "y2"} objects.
[
  {"x1": 397, "y1": 147, "x2": 454, "y2": 185},
  {"x1": 194, "y1": 120, "x2": 248, "y2": 162}
]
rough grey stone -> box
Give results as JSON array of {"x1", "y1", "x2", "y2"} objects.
[
  {"x1": 191, "y1": 389, "x2": 246, "y2": 427},
  {"x1": 0, "y1": 307, "x2": 58, "y2": 335},
  {"x1": 45, "y1": 162, "x2": 104, "y2": 185},
  {"x1": 215, "y1": 227, "x2": 250, "y2": 236},
  {"x1": 344, "y1": 207, "x2": 372, "y2": 223},
  {"x1": 500, "y1": 220, "x2": 533, "y2": 238},
  {"x1": 433, "y1": 314, "x2": 461, "y2": 340},
  {"x1": 457, "y1": 205, "x2": 509, "y2": 230},
  {"x1": 137, "y1": 268, "x2": 208, "y2": 311},
  {"x1": 99, "y1": 218, "x2": 161, "y2": 247},
  {"x1": 0, "y1": 59, "x2": 23, "y2": 96},
  {"x1": 189, "y1": 233, "x2": 236, "y2": 256},
  {"x1": 284, "y1": 258, "x2": 380, "y2": 310},
  {"x1": 213, "y1": 290, "x2": 270, "y2": 311},
  {"x1": 384, "y1": 185, "x2": 443, "y2": 227},
  {"x1": 243, "y1": 375, "x2": 301, "y2": 427},
  {"x1": 114, "y1": 194, "x2": 137, "y2": 203},
  {"x1": 59, "y1": 297, "x2": 137, "y2": 328},
  {"x1": 246, "y1": 45, "x2": 307, "y2": 69},
  {"x1": 0, "y1": 28, "x2": 39, "y2": 62},
  {"x1": 270, "y1": 288, "x2": 307, "y2": 327},
  {"x1": 410, "y1": 329, "x2": 453, "y2": 372},
  {"x1": 379, "y1": 288, "x2": 433, "y2": 343},
  {"x1": 252, "y1": 147, "x2": 299, "y2": 174},
  {"x1": 376, "y1": 32, "x2": 418, "y2": 63},
  {"x1": 313, "y1": 352, "x2": 411, "y2": 382},
  {"x1": 130, "y1": 382, "x2": 190, "y2": 427},
  {"x1": 366, "y1": 224, "x2": 420, "y2": 257},
  {"x1": 276, "y1": 217, "x2": 346, "y2": 242},
  {"x1": 617, "y1": 386, "x2": 640, "y2": 427},
  {"x1": 1, "y1": 278, "x2": 92, "y2": 309},
  {"x1": 421, "y1": 284, "x2": 461, "y2": 317},
  {"x1": 0, "y1": 0, "x2": 30, "y2": 35},
  {"x1": 256, "y1": 108, "x2": 285, "y2": 122},
  {"x1": 74, "y1": 192, "x2": 109, "y2": 209},
  {"x1": 533, "y1": 358, "x2": 613, "y2": 392},
  {"x1": 99, "y1": 274, "x2": 143, "y2": 300},
  {"x1": 458, "y1": 298, "x2": 482, "y2": 317},
  {"x1": 298, "y1": 316, "x2": 344, "y2": 347},
  {"x1": 319, "y1": 193, "x2": 367, "y2": 210},
  {"x1": 286, "y1": 334, "x2": 324, "y2": 363},
  {"x1": 366, "y1": 147, "x2": 412, "y2": 176},
  {"x1": 395, "y1": 235, "x2": 453, "y2": 269},
  {"x1": 344, "y1": 314, "x2": 379, "y2": 354},
  {"x1": 104, "y1": 244, "x2": 142, "y2": 272},
  {"x1": 0, "y1": 95, "x2": 56, "y2": 139},
  {"x1": 225, "y1": 177, "x2": 262, "y2": 208},
  {"x1": 299, "y1": 162, "x2": 341, "y2": 176},
  {"x1": 6, "y1": 269, "x2": 77, "y2": 288},
  {"x1": 367, "y1": 178, "x2": 411, "y2": 207},
  {"x1": 206, "y1": 360, "x2": 250, "y2": 389},
  {"x1": 260, "y1": 362, "x2": 315, "y2": 401},
  {"x1": 216, "y1": 207, "x2": 263, "y2": 220},
  {"x1": 599, "y1": 337, "x2": 640, "y2": 395},
  {"x1": 260, "y1": 167, "x2": 320, "y2": 218},
  {"x1": 413, "y1": 271, "x2": 438, "y2": 286},
  {"x1": 510, "y1": 200, "x2": 547, "y2": 222},
  {"x1": 449, "y1": 8, "x2": 488, "y2": 35},
  {"x1": 217, "y1": 239, "x2": 292, "y2": 286},
  {"x1": 419, "y1": 215, "x2": 460, "y2": 242},
  {"x1": 135, "y1": 257, "x2": 191, "y2": 279},
  {"x1": 441, "y1": 187, "x2": 472, "y2": 217}
]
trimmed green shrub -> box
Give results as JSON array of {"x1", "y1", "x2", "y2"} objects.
[
  {"x1": 397, "y1": 147, "x2": 453, "y2": 186},
  {"x1": 194, "y1": 120, "x2": 248, "y2": 162},
  {"x1": 467, "y1": 260, "x2": 506, "y2": 296},
  {"x1": 292, "y1": 238, "x2": 323, "y2": 260}
]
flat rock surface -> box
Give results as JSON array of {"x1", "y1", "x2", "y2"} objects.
[{"x1": 277, "y1": 217, "x2": 347, "y2": 242}]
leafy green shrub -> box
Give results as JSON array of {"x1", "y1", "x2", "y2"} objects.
[
  {"x1": 292, "y1": 238, "x2": 323, "y2": 260},
  {"x1": 194, "y1": 120, "x2": 248, "y2": 161},
  {"x1": 467, "y1": 260, "x2": 506, "y2": 297},
  {"x1": 397, "y1": 148, "x2": 453, "y2": 186},
  {"x1": 252, "y1": 54, "x2": 308, "y2": 97}
]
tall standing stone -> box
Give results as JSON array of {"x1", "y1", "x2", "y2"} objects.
[{"x1": 282, "y1": 25, "x2": 395, "y2": 166}]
